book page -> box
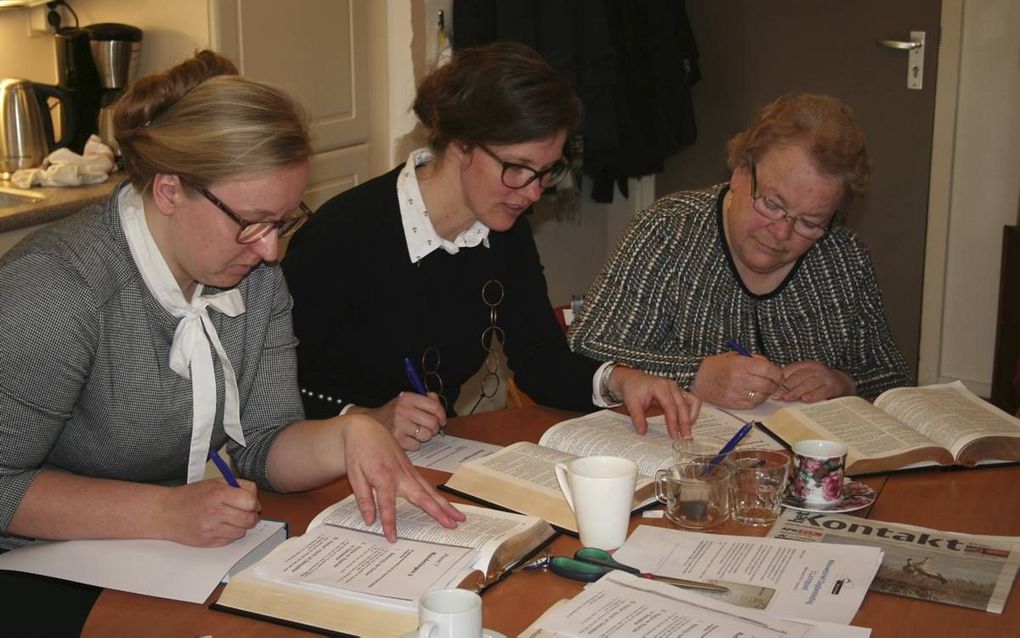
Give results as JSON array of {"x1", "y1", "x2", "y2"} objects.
[
  {"x1": 773, "y1": 397, "x2": 939, "y2": 460},
  {"x1": 310, "y1": 497, "x2": 546, "y2": 554},
  {"x1": 874, "y1": 381, "x2": 1020, "y2": 457},
  {"x1": 457, "y1": 441, "x2": 578, "y2": 495},
  {"x1": 248, "y1": 524, "x2": 476, "y2": 606},
  {"x1": 538, "y1": 409, "x2": 779, "y2": 478}
]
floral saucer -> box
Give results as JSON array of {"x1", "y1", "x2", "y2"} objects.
[{"x1": 782, "y1": 479, "x2": 876, "y2": 513}]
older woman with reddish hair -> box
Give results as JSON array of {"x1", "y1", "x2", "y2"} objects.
[{"x1": 569, "y1": 93, "x2": 912, "y2": 409}]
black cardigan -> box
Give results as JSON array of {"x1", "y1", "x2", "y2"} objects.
[{"x1": 282, "y1": 165, "x2": 600, "y2": 418}]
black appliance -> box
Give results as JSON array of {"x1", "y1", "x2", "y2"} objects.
[{"x1": 54, "y1": 22, "x2": 142, "y2": 155}]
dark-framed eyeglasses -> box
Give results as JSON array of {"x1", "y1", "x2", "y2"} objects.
[
  {"x1": 199, "y1": 187, "x2": 313, "y2": 244},
  {"x1": 749, "y1": 162, "x2": 831, "y2": 240},
  {"x1": 475, "y1": 143, "x2": 570, "y2": 190}
]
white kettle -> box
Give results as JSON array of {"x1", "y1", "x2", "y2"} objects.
[{"x1": 0, "y1": 78, "x2": 76, "y2": 174}]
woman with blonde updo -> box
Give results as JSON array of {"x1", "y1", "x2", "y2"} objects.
[{"x1": 0, "y1": 50, "x2": 462, "y2": 635}]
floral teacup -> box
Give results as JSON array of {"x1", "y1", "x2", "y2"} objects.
[{"x1": 789, "y1": 440, "x2": 847, "y2": 505}]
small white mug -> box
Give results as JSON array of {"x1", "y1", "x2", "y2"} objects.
[
  {"x1": 554, "y1": 455, "x2": 637, "y2": 550},
  {"x1": 417, "y1": 588, "x2": 483, "y2": 638}
]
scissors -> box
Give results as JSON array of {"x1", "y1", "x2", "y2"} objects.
[{"x1": 526, "y1": 547, "x2": 729, "y2": 593}]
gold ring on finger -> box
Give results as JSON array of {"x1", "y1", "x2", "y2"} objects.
[
  {"x1": 746, "y1": 390, "x2": 757, "y2": 401},
  {"x1": 414, "y1": 424, "x2": 422, "y2": 440}
]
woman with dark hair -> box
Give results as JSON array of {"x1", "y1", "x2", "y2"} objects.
[
  {"x1": 283, "y1": 42, "x2": 700, "y2": 447},
  {"x1": 568, "y1": 93, "x2": 913, "y2": 410},
  {"x1": 0, "y1": 49, "x2": 464, "y2": 635}
]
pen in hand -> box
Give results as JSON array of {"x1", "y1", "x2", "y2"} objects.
[
  {"x1": 404, "y1": 356, "x2": 444, "y2": 436},
  {"x1": 725, "y1": 339, "x2": 793, "y2": 393},
  {"x1": 208, "y1": 449, "x2": 240, "y2": 488},
  {"x1": 403, "y1": 357, "x2": 428, "y2": 395}
]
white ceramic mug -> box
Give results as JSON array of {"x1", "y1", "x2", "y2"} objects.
[
  {"x1": 554, "y1": 455, "x2": 637, "y2": 549},
  {"x1": 417, "y1": 588, "x2": 483, "y2": 638}
]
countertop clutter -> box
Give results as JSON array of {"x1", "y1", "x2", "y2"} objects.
[{"x1": 0, "y1": 175, "x2": 119, "y2": 233}]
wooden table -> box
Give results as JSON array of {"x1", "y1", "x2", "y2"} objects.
[{"x1": 82, "y1": 407, "x2": 1020, "y2": 637}]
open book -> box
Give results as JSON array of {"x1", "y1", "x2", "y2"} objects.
[
  {"x1": 443, "y1": 408, "x2": 781, "y2": 532},
  {"x1": 213, "y1": 495, "x2": 555, "y2": 637},
  {"x1": 761, "y1": 381, "x2": 1020, "y2": 475}
]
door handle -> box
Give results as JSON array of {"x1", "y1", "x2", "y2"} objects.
[
  {"x1": 877, "y1": 39, "x2": 922, "y2": 50},
  {"x1": 876, "y1": 31, "x2": 925, "y2": 90}
]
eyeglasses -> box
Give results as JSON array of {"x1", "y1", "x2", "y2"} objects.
[
  {"x1": 476, "y1": 143, "x2": 570, "y2": 190},
  {"x1": 749, "y1": 163, "x2": 831, "y2": 240},
  {"x1": 199, "y1": 187, "x2": 313, "y2": 244}
]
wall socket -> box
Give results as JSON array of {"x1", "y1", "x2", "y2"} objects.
[{"x1": 25, "y1": 4, "x2": 51, "y2": 38}]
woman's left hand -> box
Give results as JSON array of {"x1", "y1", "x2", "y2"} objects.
[
  {"x1": 340, "y1": 416, "x2": 465, "y2": 541},
  {"x1": 610, "y1": 366, "x2": 701, "y2": 438},
  {"x1": 777, "y1": 361, "x2": 856, "y2": 402}
]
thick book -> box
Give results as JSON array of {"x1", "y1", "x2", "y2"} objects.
[
  {"x1": 760, "y1": 381, "x2": 1020, "y2": 475},
  {"x1": 443, "y1": 408, "x2": 782, "y2": 532},
  {"x1": 213, "y1": 495, "x2": 555, "y2": 638}
]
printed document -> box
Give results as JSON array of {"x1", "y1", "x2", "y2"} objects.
[
  {"x1": 613, "y1": 525, "x2": 883, "y2": 624},
  {"x1": 520, "y1": 570, "x2": 870, "y2": 637},
  {"x1": 406, "y1": 434, "x2": 501, "y2": 472}
]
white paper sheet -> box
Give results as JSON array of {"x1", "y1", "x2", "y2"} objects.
[
  {"x1": 406, "y1": 434, "x2": 501, "y2": 472},
  {"x1": 612, "y1": 525, "x2": 883, "y2": 624},
  {"x1": 521, "y1": 570, "x2": 871, "y2": 637},
  {"x1": 0, "y1": 519, "x2": 286, "y2": 603}
]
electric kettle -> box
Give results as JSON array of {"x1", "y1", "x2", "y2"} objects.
[{"x1": 0, "y1": 78, "x2": 76, "y2": 174}]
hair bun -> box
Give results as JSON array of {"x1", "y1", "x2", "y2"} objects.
[{"x1": 114, "y1": 50, "x2": 238, "y2": 143}]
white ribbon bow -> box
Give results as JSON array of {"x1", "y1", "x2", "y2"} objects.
[{"x1": 119, "y1": 185, "x2": 247, "y2": 483}]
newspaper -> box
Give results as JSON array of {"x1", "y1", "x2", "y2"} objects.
[{"x1": 767, "y1": 509, "x2": 1020, "y2": 613}]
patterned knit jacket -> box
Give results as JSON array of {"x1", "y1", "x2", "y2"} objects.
[{"x1": 567, "y1": 184, "x2": 913, "y2": 399}]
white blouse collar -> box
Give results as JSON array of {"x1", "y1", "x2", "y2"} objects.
[{"x1": 397, "y1": 148, "x2": 490, "y2": 264}]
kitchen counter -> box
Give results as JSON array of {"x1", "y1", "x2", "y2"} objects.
[{"x1": 0, "y1": 176, "x2": 121, "y2": 233}]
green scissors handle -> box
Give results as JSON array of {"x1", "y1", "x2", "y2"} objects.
[{"x1": 548, "y1": 547, "x2": 729, "y2": 593}]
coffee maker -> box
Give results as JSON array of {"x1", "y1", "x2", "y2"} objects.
[
  {"x1": 54, "y1": 26, "x2": 100, "y2": 154},
  {"x1": 54, "y1": 22, "x2": 142, "y2": 155}
]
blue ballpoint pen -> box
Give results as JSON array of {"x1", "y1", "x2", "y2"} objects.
[
  {"x1": 404, "y1": 357, "x2": 445, "y2": 435},
  {"x1": 703, "y1": 421, "x2": 754, "y2": 475},
  {"x1": 403, "y1": 357, "x2": 428, "y2": 395},
  {"x1": 208, "y1": 449, "x2": 240, "y2": 488},
  {"x1": 725, "y1": 339, "x2": 751, "y2": 357}
]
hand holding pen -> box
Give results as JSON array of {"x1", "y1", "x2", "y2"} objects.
[
  {"x1": 403, "y1": 357, "x2": 445, "y2": 438},
  {"x1": 726, "y1": 339, "x2": 792, "y2": 396}
]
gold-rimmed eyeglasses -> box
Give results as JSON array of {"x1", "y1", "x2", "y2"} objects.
[
  {"x1": 199, "y1": 187, "x2": 313, "y2": 245},
  {"x1": 476, "y1": 143, "x2": 570, "y2": 190},
  {"x1": 749, "y1": 162, "x2": 832, "y2": 240}
]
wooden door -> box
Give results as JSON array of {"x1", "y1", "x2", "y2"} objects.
[
  {"x1": 657, "y1": 0, "x2": 942, "y2": 376},
  {"x1": 211, "y1": 0, "x2": 371, "y2": 210}
]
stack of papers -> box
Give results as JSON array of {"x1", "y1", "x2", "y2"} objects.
[{"x1": 520, "y1": 524, "x2": 883, "y2": 636}]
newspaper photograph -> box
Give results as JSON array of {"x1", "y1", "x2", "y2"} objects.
[{"x1": 768, "y1": 509, "x2": 1020, "y2": 613}]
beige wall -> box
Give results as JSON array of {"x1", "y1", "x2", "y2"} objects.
[{"x1": 0, "y1": 0, "x2": 209, "y2": 83}]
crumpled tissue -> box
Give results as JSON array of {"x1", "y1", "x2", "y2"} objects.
[{"x1": 11, "y1": 134, "x2": 116, "y2": 189}]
